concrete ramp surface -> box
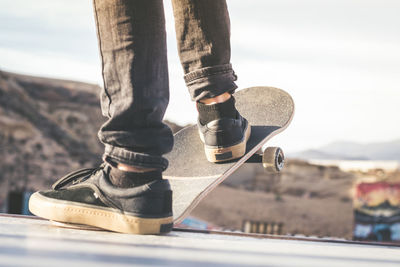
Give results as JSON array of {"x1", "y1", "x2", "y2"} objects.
[{"x1": 0, "y1": 214, "x2": 399, "y2": 266}]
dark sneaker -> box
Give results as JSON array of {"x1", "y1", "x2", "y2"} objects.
[
  {"x1": 197, "y1": 112, "x2": 251, "y2": 162},
  {"x1": 29, "y1": 164, "x2": 173, "y2": 234}
]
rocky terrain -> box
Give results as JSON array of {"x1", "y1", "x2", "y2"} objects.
[
  {"x1": 191, "y1": 160, "x2": 355, "y2": 238},
  {"x1": 0, "y1": 71, "x2": 102, "y2": 198}
]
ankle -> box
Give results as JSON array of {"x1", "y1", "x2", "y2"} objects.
[
  {"x1": 197, "y1": 95, "x2": 237, "y2": 125},
  {"x1": 116, "y1": 163, "x2": 157, "y2": 173},
  {"x1": 108, "y1": 166, "x2": 162, "y2": 188},
  {"x1": 199, "y1": 92, "x2": 231, "y2": 105}
]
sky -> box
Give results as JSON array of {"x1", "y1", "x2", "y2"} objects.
[{"x1": 1, "y1": 0, "x2": 399, "y2": 153}]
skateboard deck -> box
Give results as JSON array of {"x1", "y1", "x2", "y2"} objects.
[{"x1": 164, "y1": 86, "x2": 295, "y2": 223}]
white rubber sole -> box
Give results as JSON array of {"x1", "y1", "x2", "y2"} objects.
[
  {"x1": 29, "y1": 192, "x2": 173, "y2": 235},
  {"x1": 201, "y1": 124, "x2": 251, "y2": 163}
]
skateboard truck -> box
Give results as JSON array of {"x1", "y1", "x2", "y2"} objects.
[{"x1": 246, "y1": 147, "x2": 285, "y2": 172}]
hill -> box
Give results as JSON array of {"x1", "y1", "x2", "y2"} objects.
[
  {"x1": 290, "y1": 140, "x2": 400, "y2": 160},
  {"x1": 0, "y1": 70, "x2": 183, "y2": 200}
]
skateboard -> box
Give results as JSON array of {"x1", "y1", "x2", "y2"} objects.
[
  {"x1": 50, "y1": 86, "x2": 294, "y2": 232},
  {"x1": 164, "y1": 86, "x2": 294, "y2": 223}
]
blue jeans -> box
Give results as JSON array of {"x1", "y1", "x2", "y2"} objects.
[{"x1": 93, "y1": 0, "x2": 238, "y2": 171}]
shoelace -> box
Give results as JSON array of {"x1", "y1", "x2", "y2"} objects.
[{"x1": 52, "y1": 164, "x2": 105, "y2": 190}]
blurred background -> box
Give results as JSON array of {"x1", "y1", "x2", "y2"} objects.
[{"x1": 0, "y1": 0, "x2": 399, "y2": 242}]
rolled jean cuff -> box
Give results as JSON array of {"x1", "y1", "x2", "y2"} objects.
[
  {"x1": 103, "y1": 144, "x2": 169, "y2": 171},
  {"x1": 184, "y1": 64, "x2": 238, "y2": 101}
]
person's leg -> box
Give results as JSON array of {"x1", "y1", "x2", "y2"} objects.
[
  {"x1": 96, "y1": 0, "x2": 173, "y2": 172},
  {"x1": 172, "y1": 0, "x2": 250, "y2": 162},
  {"x1": 28, "y1": 0, "x2": 173, "y2": 234},
  {"x1": 172, "y1": 0, "x2": 237, "y2": 101}
]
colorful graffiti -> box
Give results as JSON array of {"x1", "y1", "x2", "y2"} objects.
[{"x1": 353, "y1": 181, "x2": 400, "y2": 242}]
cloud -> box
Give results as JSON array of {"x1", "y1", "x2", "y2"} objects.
[{"x1": 0, "y1": 47, "x2": 101, "y2": 84}]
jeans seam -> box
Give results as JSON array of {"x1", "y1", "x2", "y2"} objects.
[{"x1": 93, "y1": 0, "x2": 112, "y2": 118}]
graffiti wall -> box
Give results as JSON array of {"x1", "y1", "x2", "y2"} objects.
[{"x1": 353, "y1": 182, "x2": 400, "y2": 242}]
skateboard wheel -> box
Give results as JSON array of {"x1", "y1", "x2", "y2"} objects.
[{"x1": 262, "y1": 147, "x2": 284, "y2": 172}]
